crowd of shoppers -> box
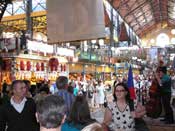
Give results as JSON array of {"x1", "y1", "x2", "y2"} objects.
[{"x1": 0, "y1": 66, "x2": 174, "y2": 131}]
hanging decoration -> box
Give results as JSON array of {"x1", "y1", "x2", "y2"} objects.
[
  {"x1": 26, "y1": 61, "x2": 31, "y2": 71},
  {"x1": 63, "y1": 64, "x2": 66, "y2": 71},
  {"x1": 36, "y1": 62, "x2": 40, "y2": 71},
  {"x1": 119, "y1": 22, "x2": 130, "y2": 42},
  {"x1": 5, "y1": 60, "x2": 11, "y2": 71},
  {"x1": 104, "y1": 8, "x2": 110, "y2": 27},
  {"x1": 41, "y1": 62, "x2": 44, "y2": 71},
  {"x1": 20, "y1": 60, "x2": 25, "y2": 71},
  {"x1": 49, "y1": 58, "x2": 59, "y2": 71},
  {"x1": 60, "y1": 64, "x2": 63, "y2": 72}
]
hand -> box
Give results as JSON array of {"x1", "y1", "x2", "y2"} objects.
[
  {"x1": 135, "y1": 103, "x2": 146, "y2": 118},
  {"x1": 155, "y1": 72, "x2": 159, "y2": 80},
  {"x1": 131, "y1": 111, "x2": 136, "y2": 118},
  {"x1": 101, "y1": 123, "x2": 109, "y2": 131}
]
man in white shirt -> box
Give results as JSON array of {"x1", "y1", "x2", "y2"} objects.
[{"x1": 0, "y1": 80, "x2": 39, "y2": 131}]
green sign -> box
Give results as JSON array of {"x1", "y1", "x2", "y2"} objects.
[{"x1": 79, "y1": 52, "x2": 101, "y2": 62}]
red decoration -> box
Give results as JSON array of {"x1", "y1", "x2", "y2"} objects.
[
  {"x1": 6, "y1": 60, "x2": 11, "y2": 71},
  {"x1": 41, "y1": 62, "x2": 44, "y2": 71},
  {"x1": 119, "y1": 22, "x2": 130, "y2": 42},
  {"x1": 60, "y1": 64, "x2": 63, "y2": 72},
  {"x1": 63, "y1": 64, "x2": 66, "y2": 71},
  {"x1": 26, "y1": 61, "x2": 31, "y2": 71},
  {"x1": 36, "y1": 62, "x2": 40, "y2": 71},
  {"x1": 20, "y1": 60, "x2": 25, "y2": 71},
  {"x1": 49, "y1": 58, "x2": 59, "y2": 71}
]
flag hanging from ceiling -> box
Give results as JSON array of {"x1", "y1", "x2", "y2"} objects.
[
  {"x1": 127, "y1": 65, "x2": 136, "y2": 100},
  {"x1": 47, "y1": 0, "x2": 106, "y2": 44}
]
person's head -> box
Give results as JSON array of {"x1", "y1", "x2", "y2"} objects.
[
  {"x1": 68, "y1": 95, "x2": 93, "y2": 126},
  {"x1": 113, "y1": 82, "x2": 130, "y2": 101},
  {"x1": 36, "y1": 95, "x2": 66, "y2": 130},
  {"x1": 12, "y1": 80, "x2": 27, "y2": 99},
  {"x1": 81, "y1": 122, "x2": 104, "y2": 131},
  {"x1": 23, "y1": 80, "x2": 31, "y2": 96},
  {"x1": 159, "y1": 66, "x2": 167, "y2": 77},
  {"x1": 67, "y1": 85, "x2": 74, "y2": 94},
  {"x1": 39, "y1": 84, "x2": 50, "y2": 95},
  {"x1": 56, "y1": 76, "x2": 68, "y2": 89},
  {"x1": 23, "y1": 80, "x2": 31, "y2": 89},
  {"x1": 29, "y1": 85, "x2": 37, "y2": 97},
  {"x1": 98, "y1": 80, "x2": 102, "y2": 85}
]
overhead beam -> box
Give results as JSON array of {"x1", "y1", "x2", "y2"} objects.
[
  {"x1": 148, "y1": 0, "x2": 158, "y2": 23},
  {"x1": 124, "y1": 2, "x2": 142, "y2": 29},
  {"x1": 124, "y1": 0, "x2": 148, "y2": 19}
]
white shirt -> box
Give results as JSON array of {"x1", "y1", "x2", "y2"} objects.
[{"x1": 10, "y1": 97, "x2": 27, "y2": 113}]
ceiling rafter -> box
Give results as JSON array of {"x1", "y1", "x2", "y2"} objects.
[
  {"x1": 126, "y1": 7, "x2": 152, "y2": 23},
  {"x1": 159, "y1": 0, "x2": 163, "y2": 21},
  {"x1": 123, "y1": 0, "x2": 147, "y2": 19},
  {"x1": 138, "y1": 0, "x2": 147, "y2": 24},
  {"x1": 137, "y1": 22, "x2": 156, "y2": 37},
  {"x1": 124, "y1": 1, "x2": 142, "y2": 29},
  {"x1": 165, "y1": 0, "x2": 169, "y2": 21},
  {"x1": 111, "y1": 0, "x2": 175, "y2": 36},
  {"x1": 116, "y1": 0, "x2": 130, "y2": 10},
  {"x1": 148, "y1": 0, "x2": 158, "y2": 22}
]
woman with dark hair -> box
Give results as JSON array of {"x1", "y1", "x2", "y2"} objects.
[
  {"x1": 61, "y1": 95, "x2": 96, "y2": 131},
  {"x1": 102, "y1": 83, "x2": 145, "y2": 131}
]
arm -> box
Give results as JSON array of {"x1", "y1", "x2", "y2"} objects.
[
  {"x1": 102, "y1": 108, "x2": 112, "y2": 125},
  {"x1": 135, "y1": 102, "x2": 146, "y2": 118},
  {"x1": 155, "y1": 72, "x2": 162, "y2": 86},
  {"x1": 102, "y1": 108, "x2": 112, "y2": 130}
]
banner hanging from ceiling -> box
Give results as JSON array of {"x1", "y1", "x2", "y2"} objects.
[{"x1": 47, "y1": 0, "x2": 106, "y2": 44}]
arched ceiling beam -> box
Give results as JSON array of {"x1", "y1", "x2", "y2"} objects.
[{"x1": 123, "y1": 0, "x2": 147, "y2": 19}]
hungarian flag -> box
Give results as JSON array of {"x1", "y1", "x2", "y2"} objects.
[{"x1": 127, "y1": 65, "x2": 136, "y2": 100}]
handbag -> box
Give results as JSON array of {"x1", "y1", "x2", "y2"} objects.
[
  {"x1": 135, "y1": 118, "x2": 149, "y2": 131},
  {"x1": 104, "y1": 97, "x2": 108, "y2": 108},
  {"x1": 88, "y1": 90, "x2": 93, "y2": 98}
]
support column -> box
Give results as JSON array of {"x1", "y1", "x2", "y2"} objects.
[
  {"x1": 109, "y1": 0, "x2": 114, "y2": 58},
  {"x1": 26, "y1": 0, "x2": 33, "y2": 39}
]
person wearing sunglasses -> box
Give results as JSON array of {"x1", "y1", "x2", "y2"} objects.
[{"x1": 102, "y1": 83, "x2": 145, "y2": 131}]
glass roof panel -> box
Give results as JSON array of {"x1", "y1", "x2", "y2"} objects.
[{"x1": 32, "y1": 0, "x2": 46, "y2": 12}]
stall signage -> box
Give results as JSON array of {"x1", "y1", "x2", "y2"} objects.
[
  {"x1": 79, "y1": 52, "x2": 101, "y2": 62},
  {"x1": 0, "y1": 52, "x2": 17, "y2": 57},
  {"x1": 57, "y1": 47, "x2": 74, "y2": 57},
  {"x1": 80, "y1": 52, "x2": 90, "y2": 60},
  {"x1": 27, "y1": 40, "x2": 53, "y2": 53},
  {"x1": 91, "y1": 54, "x2": 101, "y2": 61}
]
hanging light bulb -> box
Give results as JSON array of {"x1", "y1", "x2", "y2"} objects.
[
  {"x1": 91, "y1": 40, "x2": 96, "y2": 44},
  {"x1": 83, "y1": 41, "x2": 87, "y2": 45},
  {"x1": 111, "y1": 47, "x2": 115, "y2": 51},
  {"x1": 99, "y1": 39, "x2": 104, "y2": 46},
  {"x1": 171, "y1": 29, "x2": 175, "y2": 35},
  {"x1": 150, "y1": 39, "x2": 155, "y2": 44}
]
